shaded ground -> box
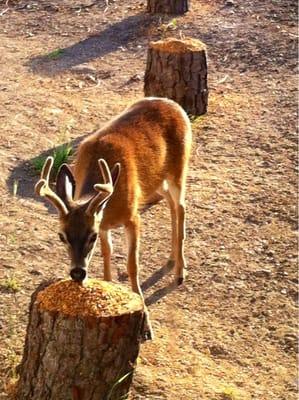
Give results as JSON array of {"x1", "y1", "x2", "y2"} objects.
[{"x1": 0, "y1": 0, "x2": 297, "y2": 399}]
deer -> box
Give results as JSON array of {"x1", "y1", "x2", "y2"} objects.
[{"x1": 35, "y1": 97, "x2": 192, "y2": 340}]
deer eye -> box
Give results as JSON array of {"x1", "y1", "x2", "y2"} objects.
[
  {"x1": 58, "y1": 233, "x2": 67, "y2": 244},
  {"x1": 89, "y1": 233, "x2": 97, "y2": 244}
]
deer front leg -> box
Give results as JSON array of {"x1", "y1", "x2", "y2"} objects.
[
  {"x1": 168, "y1": 182, "x2": 187, "y2": 285},
  {"x1": 125, "y1": 216, "x2": 153, "y2": 340},
  {"x1": 99, "y1": 229, "x2": 112, "y2": 281},
  {"x1": 175, "y1": 203, "x2": 186, "y2": 285}
]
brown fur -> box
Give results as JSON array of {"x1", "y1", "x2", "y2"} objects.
[{"x1": 73, "y1": 97, "x2": 191, "y2": 229}]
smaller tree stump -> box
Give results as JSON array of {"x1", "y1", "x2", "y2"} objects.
[
  {"x1": 16, "y1": 279, "x2": 144, "y2": 400},
  {"x1": 144, "y1": 38, "x2": 208, "y2": 116},
  {"x1": 147, "y1": 0, "x2": 188, "y2": 14}
]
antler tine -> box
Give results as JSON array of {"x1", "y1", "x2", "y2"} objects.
[
  {"x1": 35, "y1": 156, "x2": 53, "y2": 196},
  {"x1": 35, "y1": 156, "x2": 68, "y2": 216},
  {"x1": 86, "y1": 159, "x2": 115, "y2": 216},
  {"x1": 99, "y1": 159, "x2": 112, "y2": 184},
  {"x1": 41, "y1": 156, "x2": 54, "y2": 182},
  {"x1": 93, "y1": 159, "x2": 113, "y2": 194}
]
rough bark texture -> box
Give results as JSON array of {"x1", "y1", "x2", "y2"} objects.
[
  {"x1": 144, "y1": 42, "x2": 208, "y2": 116},
  {"x1": 147, "y1": 0, "x2": 188, "y2": 14},
  {"x1": 16, "y1": 281, "x2": 144, "y2": 400}
]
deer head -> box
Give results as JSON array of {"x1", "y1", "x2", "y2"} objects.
[{"x1": 35, "y1": 156, "x2": 120, "y2": 282}]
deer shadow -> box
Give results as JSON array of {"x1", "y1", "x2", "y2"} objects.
[
  {"x1": 145, "y1": 279, "x2": 178, "y2": 306},
  {"x1": 118, "y1": 261, "x2": 178, "y2": 305},
  {"x1": 6, "y1": 135, "x2": 84, "y2": 212},
  {"x1": 26, "y1": 12, "x2": 159, "y2": 76},
  {"x1": 141, "y1": 262, "x2": 179, "y2": 306}
]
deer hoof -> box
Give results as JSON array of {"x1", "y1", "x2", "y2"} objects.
[
  {"x1": 141, "y1": 315, "x2": 154, "y2": 342},
  {"x1": 176, "y1": 276, "x2": 184, "y2": 286},
  {"x1": 142, "y1": 328, "x2": 154, "y2": 342},
  {"x1": 175, "y1": 267, "x2": 188, "y2": 285}
]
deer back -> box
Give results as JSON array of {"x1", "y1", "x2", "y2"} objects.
[{"x1": 72, "y1": 98, "x2": 192, "y2": 228}]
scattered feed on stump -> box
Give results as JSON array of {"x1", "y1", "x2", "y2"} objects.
[
  {"x1": 144, "y1": 37, "x2": 208, "y2": 116},
  {"x1": 150, "y1": 37, "x2": 205, "y2": 53},
  {"x1": 37, "y1": 279, "x2": 143, "y2": 318},
  {"x1": 16, "y1": 279, "x2": 144, "y2": 400}
]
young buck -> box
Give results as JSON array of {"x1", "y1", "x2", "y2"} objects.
[{"x1": 35, "y1": 97, "x2": 192, "y2": 339}]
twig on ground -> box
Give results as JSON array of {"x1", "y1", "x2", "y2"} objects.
[
  {"x1": 0, "y1": 8, "x2": 9, "y2": 16},
  {"x1": 72, "y1": 2, "x2": 97, "y2": 12}
]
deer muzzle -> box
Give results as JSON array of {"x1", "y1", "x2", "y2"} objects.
[{"x1": 70, "y1": 268, "x2": 87, "y2": 282}]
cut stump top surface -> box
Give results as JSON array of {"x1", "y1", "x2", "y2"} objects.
[
  {"x1": 149, "y1": 37, "x2": 206, "y2": 53},
  {"x1": 37, "y1": 279, "x2": 143, "y2": 318}
]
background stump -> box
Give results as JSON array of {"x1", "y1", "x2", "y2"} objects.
[
  {"x1": 144, "y1": 38, "x2": 208, "y2": 116},
  {"x1": 147, "y1": 0, "x2": 188, "y2": 14},
  {"x1": 16, "y1": 279, "x2": 144, "y2": 400}
]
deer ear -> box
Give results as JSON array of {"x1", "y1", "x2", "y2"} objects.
[
  {"x1": 56, "y1": 164, "x2": 76, "y2": 206},
  {"x1": 111, "y1": 163, "x2": 121, "y2": 188}
]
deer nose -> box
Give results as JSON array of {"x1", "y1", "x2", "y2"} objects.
[{"x1": 70, "y1": 268, "x2": 86, "y2": 282}]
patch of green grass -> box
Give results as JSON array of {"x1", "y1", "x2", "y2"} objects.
[
  {"x1": 1, "y1": 275, "x2": 21, "y2": 293},
  {"x1": 46, "y1": 48, "x2": 64, "y2": 59},
  {"x1": 158, "y1": 18, "x2": 178, "y2": 36},
  {"x1": 6, "y1": 349, "x2": 20, "y2": 378},
  {"x1": 167, "y1": 18, "x2": 177, "y2": 29},
  {"x1": 32, "y1": 143, "x2": 73, "y2": 177},
  {"x1": 32, "y1": 156, "x2": 45, "y2": 174},
  {"x1": 107, "y1": 370, "x2": 133, "y2": 400},
  {"x1": 3, "y1": 346, "x2": 21, "y2": 397},
  {"x1": 2, "y1": 344, "x2": 21, "y2": 399},
  {"x1": 52, "y1": 143, "x2": 73, "y2": 172},
  {"x1": 6, "y1": 233, "x2": 17, "y2": 245},
  {"x1": 220, "y1": 387, "x2": 240, "y2": 400},
  {"x1": 6, "y1": 315, "x2": 17, "y2": 338},
  {"x1": 189, "y1": 114, "x2": 205, "y2": 124}
]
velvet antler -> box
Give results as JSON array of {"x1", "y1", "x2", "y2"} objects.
[{"x1": 35, "y1": 157, "x2": 68, "y2": 216}]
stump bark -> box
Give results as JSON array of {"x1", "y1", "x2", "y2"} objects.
[
  {"x1": 144, "y1": 38, "x2": 208, "y2": 116},
  {"x1": 16, "y1": 279, "x2": 144, "y2": 400},
  {"x1": 147, "y1": 0, "x2": 188, "y2": 14}
]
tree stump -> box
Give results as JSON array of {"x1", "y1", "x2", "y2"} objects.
[
  {"x1": 16, "y1": 279, "x2": 144, "y2": 400},
  {"x1": 144, "y1": 38, "x2": 208, "y2": 116},
  {"x1": 147, "y1": 0, "x2": 188, "y2": 14}
]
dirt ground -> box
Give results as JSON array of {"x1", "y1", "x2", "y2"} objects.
[{"x1": 0, "y1": 0, "x2": 297, "y2": 399}]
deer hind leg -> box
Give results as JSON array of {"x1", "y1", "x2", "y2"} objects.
[
  {"x1": 125, "y1": 215, "x2": 153, "y2": 340},
  {"x1": 167, "y1": 180, "x2": 187, "y2": 285},
  {"x1": 99, "y1": 229, "x2": 113, "y2": 281}
]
